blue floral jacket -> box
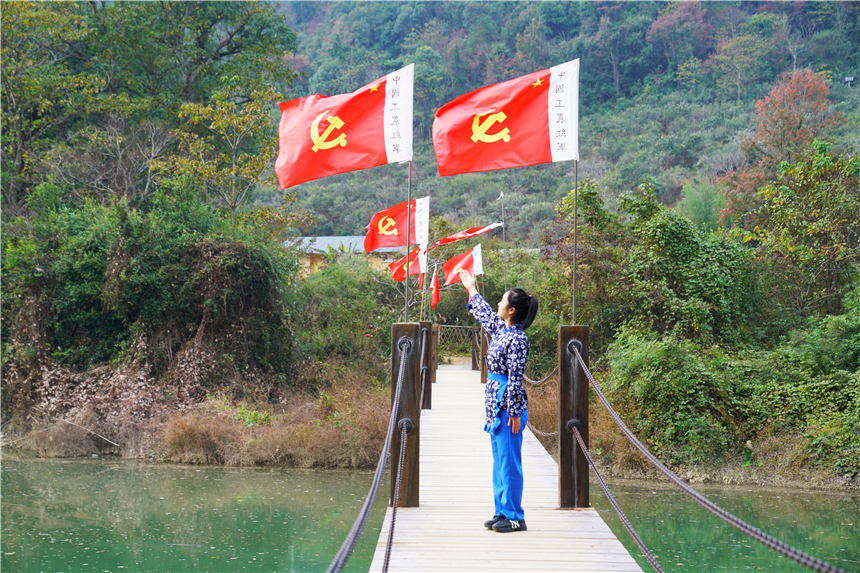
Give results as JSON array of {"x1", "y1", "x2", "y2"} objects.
[{"x1": 467, "y1": 293, "x2": 529, "y2": 429}]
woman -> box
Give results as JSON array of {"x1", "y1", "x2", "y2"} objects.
[{"x1": 459, "y1": 269, "x2": 538, "y2": 533}]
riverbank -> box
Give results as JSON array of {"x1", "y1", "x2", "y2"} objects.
[{"x1": 1, "y1": 355, "x2": 857, "y2": 492}]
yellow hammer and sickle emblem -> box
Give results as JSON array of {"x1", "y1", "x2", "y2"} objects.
[
  {"x1": 471, "y1": 111, "x2": 511, "y2": 143},
  {"x1": 311, "y1": 109, "x2": 347, "y2": 152},
  {"x1": 378, "y1": 217, "x2": 398, "y2": 236}
]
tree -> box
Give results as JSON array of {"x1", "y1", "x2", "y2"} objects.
[
  {"x1": 45, "y1": 116, "x2": 174, "y2": 208},
  {"x1": 708, "y1": 33, "x2": 770, "y2": 100},
  {"x1": 156, "y1": 83, "x2": 278, "y2": 228},
  {"x1": 0, "y1": 3, "x2": 99, "y2": 214},
  {"x1": 82, "y1": 2, "x2": 298, "y2": 107},
  {"x1": 646, "y1": 1, "x2": 714, "y2": 74},
  {"x1": 2, "y1": 1, "x2": 297, "y2": 217},
  {"x1": 718, "y1": 69, "x2": 843, "y2": 229},
  {"x1": 755, "y1": 141, "x2": 860, "y2": 317}
]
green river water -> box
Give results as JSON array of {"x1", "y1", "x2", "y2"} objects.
[{"x1": 2, "y1": 456, "x2": 858, "y2": 572}]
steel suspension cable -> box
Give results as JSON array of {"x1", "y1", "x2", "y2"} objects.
[
  {"x1": 572, "y1": 425, "x2": 664, "y2": 573},
  {"x1": 570, "y1": 346, "x2": 845, "y2": 573},
  {"x1": 326, "y1": 338, "x2": 412, "y2": 573},
  {"x1": 383, "y1": 422, "x2": 410, "y2": 572}
]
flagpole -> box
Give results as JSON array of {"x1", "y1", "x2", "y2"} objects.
[
  {"x1": 405, "y1": 161, "x2": 412, "y2": 322},
  {"x1": 572, "y1": 160, "x2": 578, "y2": 325},
  {"x1": 500, "y1": 192, "x2": 508, "y2": 291}
]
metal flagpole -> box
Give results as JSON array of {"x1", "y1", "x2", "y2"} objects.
[
  {"x1": 572, "y1": 160, "x2": 578, "y2": 325},
  {"x1": 404, "y1": 161, "x2": 412, "y2": 322},
  {"x1": 498, "y1": 191, "x2": 507, "y2": 291}
]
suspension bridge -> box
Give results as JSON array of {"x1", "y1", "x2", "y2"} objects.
[{"x1": 326, "y1": 323, "x2": 846, "y2": 573}]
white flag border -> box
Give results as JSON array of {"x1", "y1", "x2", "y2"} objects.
[{"x1": 384, "y1": 63, "x2": 414, "y2": 164}]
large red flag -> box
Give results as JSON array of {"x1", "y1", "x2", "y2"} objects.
[
  {"x1": 275, "y1": 64, "x2": 414, "y2": 189},
  {"x1": 364, "y1": 197, "x2": 429, "y2": 252},
  {"x1": 389, "y1": 246, "x2": 426, "y2": 282},
  {"x1": 442, "y1": 244, "x2": 484, "y2": 286},
  {"x1": 431, "y1": 222, "x2": 502, "y2": 249},
  {"x1": 432, "y1": 59, "x2": 578, "y2": 176},
  {"x1": 430, "y1": 267, "x2": 440, "y2": 309}
]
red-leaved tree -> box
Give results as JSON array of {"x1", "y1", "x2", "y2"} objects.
[{"x1": 718, "y1": 68, "x2": 842, "y2": 229}]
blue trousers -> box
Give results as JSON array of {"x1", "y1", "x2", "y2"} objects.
[{"x1": 491, "y1": 408, "x2": 527, "y2": 520}]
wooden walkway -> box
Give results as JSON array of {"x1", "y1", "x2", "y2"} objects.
[{"x1": 369, "y1": 364, "x2": 642, "y2": 572}]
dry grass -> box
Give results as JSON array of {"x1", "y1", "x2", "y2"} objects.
[{"x1": 160, "y1": 360, "x2": 389, "y2": 468}]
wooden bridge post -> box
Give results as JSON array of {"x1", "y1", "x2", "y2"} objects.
[
  {"x1": 470, "y1": 327, "x2": 480, "y2": 371},
  {"x1": 391, "y1": 323, "x2": 421, "y2": 507},
  {"x1": 432, "y1": 324, "x2": 440, "y2": 373},
  {"x1": 559, "y1": 326, "x2": 590, "y2": 508},
  {"x1": 419, "y1": 321, "x2": 434, "y2": 410}
]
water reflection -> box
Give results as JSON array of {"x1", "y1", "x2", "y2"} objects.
[
  {"x1": 4, "y1": 457, "x2": 858, "y2": 572},
  {"x1": 1, "y1": 457, "x2": 388, "y2": 572},
  {"x1": 592, "y1": 480, "x2": 860, "y2": 572}
]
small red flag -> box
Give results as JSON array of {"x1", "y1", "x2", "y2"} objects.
[
  {"x1": 275, "y1": 64, "x2": 414, "y2": 189},
  {"x1": 432, "y1": 59, "x2": 578, "y2": 176},
  {"x1": 430, "y1": 267, "x2": 440, "y2": 309},
  {"x1": 442, "y1": 244, "x2": 484, "y2": 287},
  {"x1": 364, "y1": 197, "x2": 429, "y2": 252},
  {"x1": 389, "y1": 246, "x2": 425, "y2": 282},
  {"x1": 431, "y1": 222, "x2": 502, "y2": 249}
]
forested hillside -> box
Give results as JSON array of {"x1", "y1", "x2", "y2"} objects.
[{"x1": 272, "y1": 1, "x2": 859, "y2": 240}]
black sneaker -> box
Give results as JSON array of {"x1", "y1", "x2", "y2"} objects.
[
  {"x1": 484, "y1": 515, "x2": 504, "y2": 529},
  {"x1": 493, "y1": 518, "x2": 527, "y2": 532}
]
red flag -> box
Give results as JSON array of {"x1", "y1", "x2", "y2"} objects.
[
  {"x1": 430, "y1": 267, "x2": 440, "y2": 309},
  {"x1": 364, "y1": 197, "x2": 429, "y2": 252},
  {"x1": 389, "y1": 246, "x2": 425, "y2": 282},
  {"x1": 442, "y1": 244, "x2": 484, "y2": 286},
  {"x1": 275, "y1": 64, "x2": 414, "y2": 189},
  {"x1": 431, "y1": 222, "x2": 502, "y2": 249},
  {"x1": 432, "y1": 59, "x2": 578, "y2": 176}
]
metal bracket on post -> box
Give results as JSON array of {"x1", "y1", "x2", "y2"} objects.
[
  {"x1": 559, "y1": 325, "x2": 590, "y2": 509},
  {"x1": 391, "y1": 323, "x2": 421, "y2": 508},
  {"x1": 419, "y1": 322, "x2": 433, "y2": 410}
]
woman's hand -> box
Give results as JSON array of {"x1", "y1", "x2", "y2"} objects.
[
  {"x1": 459, "y1": 269, "x2": 479, "y2": 298},
  {"x1": 508, "y1": 416, "x2": 521, "y2": 435}
]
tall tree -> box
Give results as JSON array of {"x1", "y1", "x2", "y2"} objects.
[
  {"x1": 756, "y1": 140, "x2": 860, "y2": 316},
  {"x1": 719, "y1": 69, "x2": 842, "y2": 229},
  {"x1": 156, "y1": 83, "x2": 278, "y2": 229},
  {"x1": 1, "y1": 3, "x2": 98, "y2": 214}
]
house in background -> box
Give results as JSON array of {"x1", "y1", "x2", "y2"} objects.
[{"x1": 295, "y1": 236, "x2": 403, "y2": 275}]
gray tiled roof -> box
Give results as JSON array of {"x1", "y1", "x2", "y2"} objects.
[{"x1": 296, "y1": 236, "x2": 403, "y2": 254}]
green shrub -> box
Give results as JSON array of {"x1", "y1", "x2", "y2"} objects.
[
  {"x1": 606, "y1": 327, "x2": 742, "y2": 465},
  {"x1": 2, "y1": 186, "x2": 295, "y2": 379}
]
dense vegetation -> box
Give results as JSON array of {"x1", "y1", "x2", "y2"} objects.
[{"x1": 2, "y1": 1, "x2": 859, "y2": 482}]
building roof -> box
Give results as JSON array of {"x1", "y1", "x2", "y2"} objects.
[{"x1": 296, "y1": 236, "x2": 403, "y2": 255}]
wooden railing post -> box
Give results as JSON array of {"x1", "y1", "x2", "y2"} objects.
[
  {"x1": 391, "y1": 322, "x2": 421, "y2": 507},
  {"x1": 480, "y1": 328, "x2": 489, "y2": 384},
  {"x1": 432, "y1": 324, "x2": 440, "y2": 374},
  {"x1": 470, "y1": 327, "x2": 480, "y2": 371},
  {"x1": 419, "y1": 321, "x2": 433, "y2": 410},
  {"x1": 559, "y1": 325, "x2": 589, "y2": 508}
]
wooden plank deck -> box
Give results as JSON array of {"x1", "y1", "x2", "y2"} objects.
[{"x1": 369, "y1": 364, "x2": 643, "y2": 572}]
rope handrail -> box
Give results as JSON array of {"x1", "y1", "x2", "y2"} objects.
[
  {"x1": 571, "y1": 424, "x2": 663, "y2": 573},
  {"x1": 526, "y1": 421, "x2": 558, "y2": 438},
  {"x1": 326, "y1": 337, "x2": 412, "y2": 573},
  {"x1": 383, "y1": 421, "x2": 410, "y2": 572},
  {"x1": 523, "y1": 365, "x2": 558, "y2": 386},
  {"x1": 570, "y1": 345, "x2": 845, "y2": 573}
]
